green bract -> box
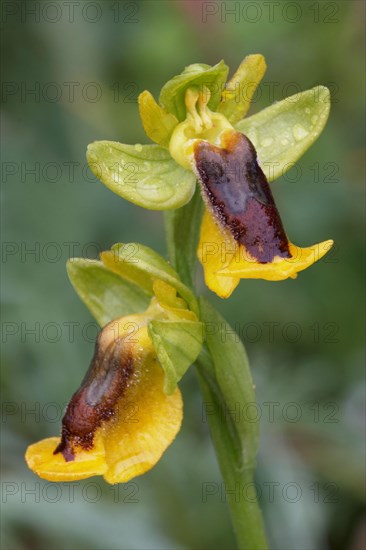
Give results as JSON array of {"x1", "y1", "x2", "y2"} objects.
[{"x1": 198, "y1": 298, "x2": 258, "y2": 469}]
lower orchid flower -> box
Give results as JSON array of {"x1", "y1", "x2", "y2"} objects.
[{"x1": 26, "y1": 263, "x2": 202, "y2": 483}]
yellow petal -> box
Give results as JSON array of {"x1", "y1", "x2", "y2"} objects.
[
  {"x1": 218, "y1": 54, "x2": 267, "y2": 123},
  {"x1": 197, "y1": 210, "x2": 333, "y2": 296},
  {"x1": 138, "y1": 90, "x2": 178, "y2": 147},
  {"x1": 153, "y1": 279, "x2": 187, "y2": 309},
  {"x1": 218, "y1": 240, "x2": 334, "y2": 281},
  {"x1": 25, "y1": 434, "x2": 106, "y2": 482},
  {"x1": 103, "y1": 354, "x2": 182, "y2": 483},
  {"x1": 197, "y1": 209, "x2": 239, "y2": 298},
  {"x1": 152, "y1": 279, "x2": 196, "y2": 321}
]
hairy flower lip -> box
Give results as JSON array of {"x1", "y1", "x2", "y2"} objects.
[
  {"x1": 49, "y1": 312, "x2": 157, "y2": 462},
  {"x1": 53, "y1": 335, "x2": 135, "y2": 462},
  {"x1": 194, "y1": 130, "x2": 291, "y2": 264}
]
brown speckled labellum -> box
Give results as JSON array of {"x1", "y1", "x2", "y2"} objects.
[
  {"x1": 194, "y1": 131, "x2": 291, "y2": 263},
  {"x1": 54, "y1": 326, "x2": 134, "y2": 462}
]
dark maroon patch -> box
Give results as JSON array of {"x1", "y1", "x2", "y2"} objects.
[
  {"x1": 53, "y1": 335, "x2": 134, "y2": 462},
  {"x1": 194, "y1": 131, "x2": 291, "y2": 263}
]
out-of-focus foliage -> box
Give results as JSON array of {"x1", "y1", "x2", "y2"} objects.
[{"x1": 2, "y1": 1, "x2": 364, "y2": 549}]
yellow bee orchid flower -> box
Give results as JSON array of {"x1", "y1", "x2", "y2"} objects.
[
  {"x1": 88, "y1": 55, "x2": 333, "y2": 299},
  {"x1": 168, "y1": 81, "x2": 333, "y2": 298},
  {"x1": 25, "y1": 298, "x2": 185, "y2": 484}
]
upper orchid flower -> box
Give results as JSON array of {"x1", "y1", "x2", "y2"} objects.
[{"x1": 87, "y1": 55, "x2": 333, "y2": 297}]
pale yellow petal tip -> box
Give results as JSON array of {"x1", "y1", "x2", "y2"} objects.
[
  {"x1": 218, "y1": 239, "x2": 334, "y2": 281},
  {"x1": 137, "y1": 89, "x2": 148, "y2": 105},
  {"x1": 203, "y1": 271, "x2": 240, "y2": 299},
  {"x1": 25, "y1": 437, "x2": 106, "y2": 482},
  {"x1": 246, "y1": 53, "x2": 267, "y2": 70}
]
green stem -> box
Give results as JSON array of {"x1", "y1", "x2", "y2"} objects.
[
  {"x1": 164, "y1": 185, "x2": 204, "y2": 289},
  {"x1": 164, "y1": 196, "x2": 268, "y2": 550},
  {"x1": 196, "y1": 348, "x2": 268, "y2": 550}
]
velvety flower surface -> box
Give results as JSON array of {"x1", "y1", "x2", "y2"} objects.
[{"x1": 87, "y1": 54, "x2": 333, "y2": 298}]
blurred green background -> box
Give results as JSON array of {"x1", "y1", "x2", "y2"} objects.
[{"x1": 1, "y1": 1, "x2": 365, "y2": 549}]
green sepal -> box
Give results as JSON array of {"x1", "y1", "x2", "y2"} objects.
[
  {"x1": 138, "y1": 90, "x2": 179, "y2": 147},
  {"x1": 218, "y1": 54, "x2": 266, "y2": 124},
  {"x1": 100, "y1": 243, "x2": 198, "y2": 316},
  {"x1": 148, "y1": 319, "x2": 203, "y2": 394},
  {"x1": 159, "y1": 60, "x2": 229, "y2": 122},
  {"x1": 198, "y1": 297, "x2": 258, "y2": 469},
  {"x1": 235, "y1": 85, "x2": 331, "y2": 181},
  {"x1": 87, "y1": 141, "x2": 196, "y2": 210},
  {"x1": 66, "y1": 258, "x2": 150, "y2": 327}
]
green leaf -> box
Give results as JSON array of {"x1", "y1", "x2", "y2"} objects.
[
  {"x1": 148, "y1": 320, "x2": 203, "y2": 394},
  {"x1": 218, "y1": 54, "x2": 266, "y2": 124},
  {"x1": 198, "y1": 297, "x2": 258, "y2": 469},
  {"x1": 235, "y1": 85, "x2": 331, "y2": 181},
  {"x1": 164, "y1": 186, "x2": 204, "y2": 288},
  {"x1": 101, "y1": 243, "x2": 198, "y2": 315},
  {"x1": 87, "y1": 141, "x2": 196, "y2": 210},
  {"x1": 138, "y1": 90, "x2": 179, "y2": 147},
  {"x1": 67, "y1": 258, "x2": 150, "y2": 327},
  {"x1": 159, "y1": 60, "x2": 229, "y2": 122}
]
